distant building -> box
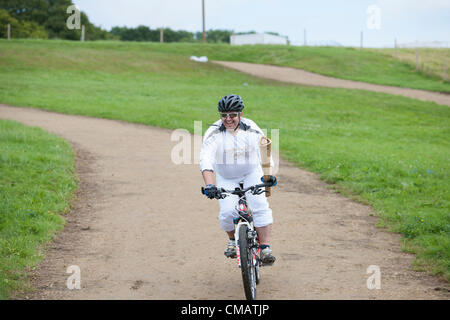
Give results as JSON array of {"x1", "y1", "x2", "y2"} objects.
[{"x1": 230, "y1": 33, "x2": 288, "y2": 45}]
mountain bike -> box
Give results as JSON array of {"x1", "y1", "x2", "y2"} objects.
[{"x1": 202, "y1": 181, "x2": 271, "y2": 300}]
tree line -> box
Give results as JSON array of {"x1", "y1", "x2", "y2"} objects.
[
  {"x1": 0, "y1": 0, "x2": 112, "y2": 40},
  {"x1": 110, "y1": 26, "x2": 238, "y2": 43},
  {"x1": 109, "y1": 28, "x2": 284, "y2": 43},
  {"x1": 0, "y1": 0, "x2": 284, "y2": 43}
]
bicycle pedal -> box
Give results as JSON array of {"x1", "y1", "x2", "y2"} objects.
[
  {"x1": 261, "y1": 258, "x2": 275, "y2": 266},
  {"x1": 224, "y1": 252, "x2": 237, "y2": 259}
]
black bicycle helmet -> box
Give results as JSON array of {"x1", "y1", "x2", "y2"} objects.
[{"x1": 217, "y1": 94, "x2": 244, "y2": 112}]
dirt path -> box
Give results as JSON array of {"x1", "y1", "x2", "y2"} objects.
[
  {"x1": 213, "y1": 61, "x2": 450, "y2": 106},
  {"x1": 1, "y1": 104, "x2": 448, "y2": 300}
]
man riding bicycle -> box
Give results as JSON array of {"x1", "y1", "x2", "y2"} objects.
[{"x1": 200, "y1": 94, "x2": 277, "y2": 265}]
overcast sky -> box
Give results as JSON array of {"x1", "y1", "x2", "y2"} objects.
[{"x1": 72, "y1": 0, "x2": 450, "y2": 47}]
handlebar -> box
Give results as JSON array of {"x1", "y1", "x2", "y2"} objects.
[
  {"x1": 220, "y1": 182, "x2": 270, "y2": 196},
  {"x1": 202, "y1": 182, "x2": 272, "y2": 200}
]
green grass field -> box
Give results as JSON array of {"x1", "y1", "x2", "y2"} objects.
[
  {"x1": 0, "y1": 39, "x2": 448, "y2": 295},
  {"x1": 0, "y1": 119, "x2": 77, "y2": 299}
]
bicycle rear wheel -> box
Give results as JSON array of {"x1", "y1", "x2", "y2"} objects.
[{"x1": 238, "y1": 224, "x2": 257, "y2": 300}]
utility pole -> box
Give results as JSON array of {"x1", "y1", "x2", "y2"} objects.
[
  {"x1": 202, "y1": 0, "x2": 206, "y2": 43},
  {"x1": 160, "y1": 28, "x2": 164, "y2": 43}
]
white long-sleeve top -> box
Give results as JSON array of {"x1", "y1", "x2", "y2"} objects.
[{"x1": 200, "y1": 118, "x2": 273, "y2": 179}]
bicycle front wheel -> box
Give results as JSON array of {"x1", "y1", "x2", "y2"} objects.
[{"x1": 238, "y1": 224, "x2": 257, "y2": 300}]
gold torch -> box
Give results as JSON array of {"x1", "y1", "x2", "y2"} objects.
[{"x1": 259, "y1": 136, "x2": 272, "y2": 197}]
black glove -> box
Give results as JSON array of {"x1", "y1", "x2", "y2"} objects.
[
  {"x1": 203, "y1": 184, "x2": 219, "y2": 199},
  {"x1": 261, "y1": 175, "x2": 277, "y2": 187}
]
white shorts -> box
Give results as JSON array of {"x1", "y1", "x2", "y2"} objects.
[{"x1": 216, "y1": 167, "x2": 273, "y2": 232}]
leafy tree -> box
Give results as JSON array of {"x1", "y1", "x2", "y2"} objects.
[
  {"x1": 0, "y1": 8, "x2": 47, "y2": 38},
  {"x1": 206, "y1": 29, "x2": 232, "y2": 43},
  {"x1": 0, "y1": 0, "x2": 112, "y2": 40},
  {"x1": 111, "y1": 26, "x2": 158, "y2": 42},
  {"x1": 110, "y1": 26, "x2": 194, "y2": 43},
  {"x1": 162, "y1": 28, "x2": 194, "y2": 42},
  {"x1": 235, "y1": 30, "x2": 257, "y2": 35},
  {"x1": 173, "y1": 29, "x2": 195, "y2": 42}
]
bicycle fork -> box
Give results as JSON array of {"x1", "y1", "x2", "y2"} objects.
[{"x1": 235, "y1": 222, "x2": 259, "y2": 268}]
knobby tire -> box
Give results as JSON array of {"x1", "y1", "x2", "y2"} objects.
[{"x1": 238, "y1": 224, "x2": 257, "y2": 300}]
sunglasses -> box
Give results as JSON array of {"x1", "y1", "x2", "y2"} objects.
[{"x1": 220, "y1": 112, "x2": 240, "y2": 119}]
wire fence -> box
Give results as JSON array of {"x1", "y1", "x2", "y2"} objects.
[{"x1": 289, "y1": 36, "x2": 449, "y2": 82}]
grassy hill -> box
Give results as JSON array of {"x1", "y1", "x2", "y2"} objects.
[
  {"x1": 0, "y1": 40, "x2": 448, "y2": 296},
  {"x1": 129, "y1": 42, "x2": 450, "y2": 93}
]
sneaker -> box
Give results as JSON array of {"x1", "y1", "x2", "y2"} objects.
[
  {"x1": 260, "y1": 247, "x2": 276, "y2": 265},
  {"x1": 224, "y1": 239, "x2": 237, "y2": 258}
]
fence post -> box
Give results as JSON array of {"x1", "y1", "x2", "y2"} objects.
[
  {"x1": 7, "y1": 23, "x2": 11, "y2": 40},
  {"x1": 81, "y1": 25, "x2": 85, "y2": 41},
  {"x1": 416, "y1": 49, "x2": 419, "y2": 70},
  {"x1": 160, "y1": 28, "x2": 164, "y2": 43},
  {"x1": 444, "y1": 59, "x2": 447, "y2": 81},
  {"x1": 394, "y1": 38, "x2": 397, "y2": 58}
]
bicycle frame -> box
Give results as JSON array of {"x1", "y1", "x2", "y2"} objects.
[
  {"x1": 234, "y1": 197, "x2": 259, "y2": 269},
  {"x1": 233, "y1": 189, "x2": 261, "y2": 300}
]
